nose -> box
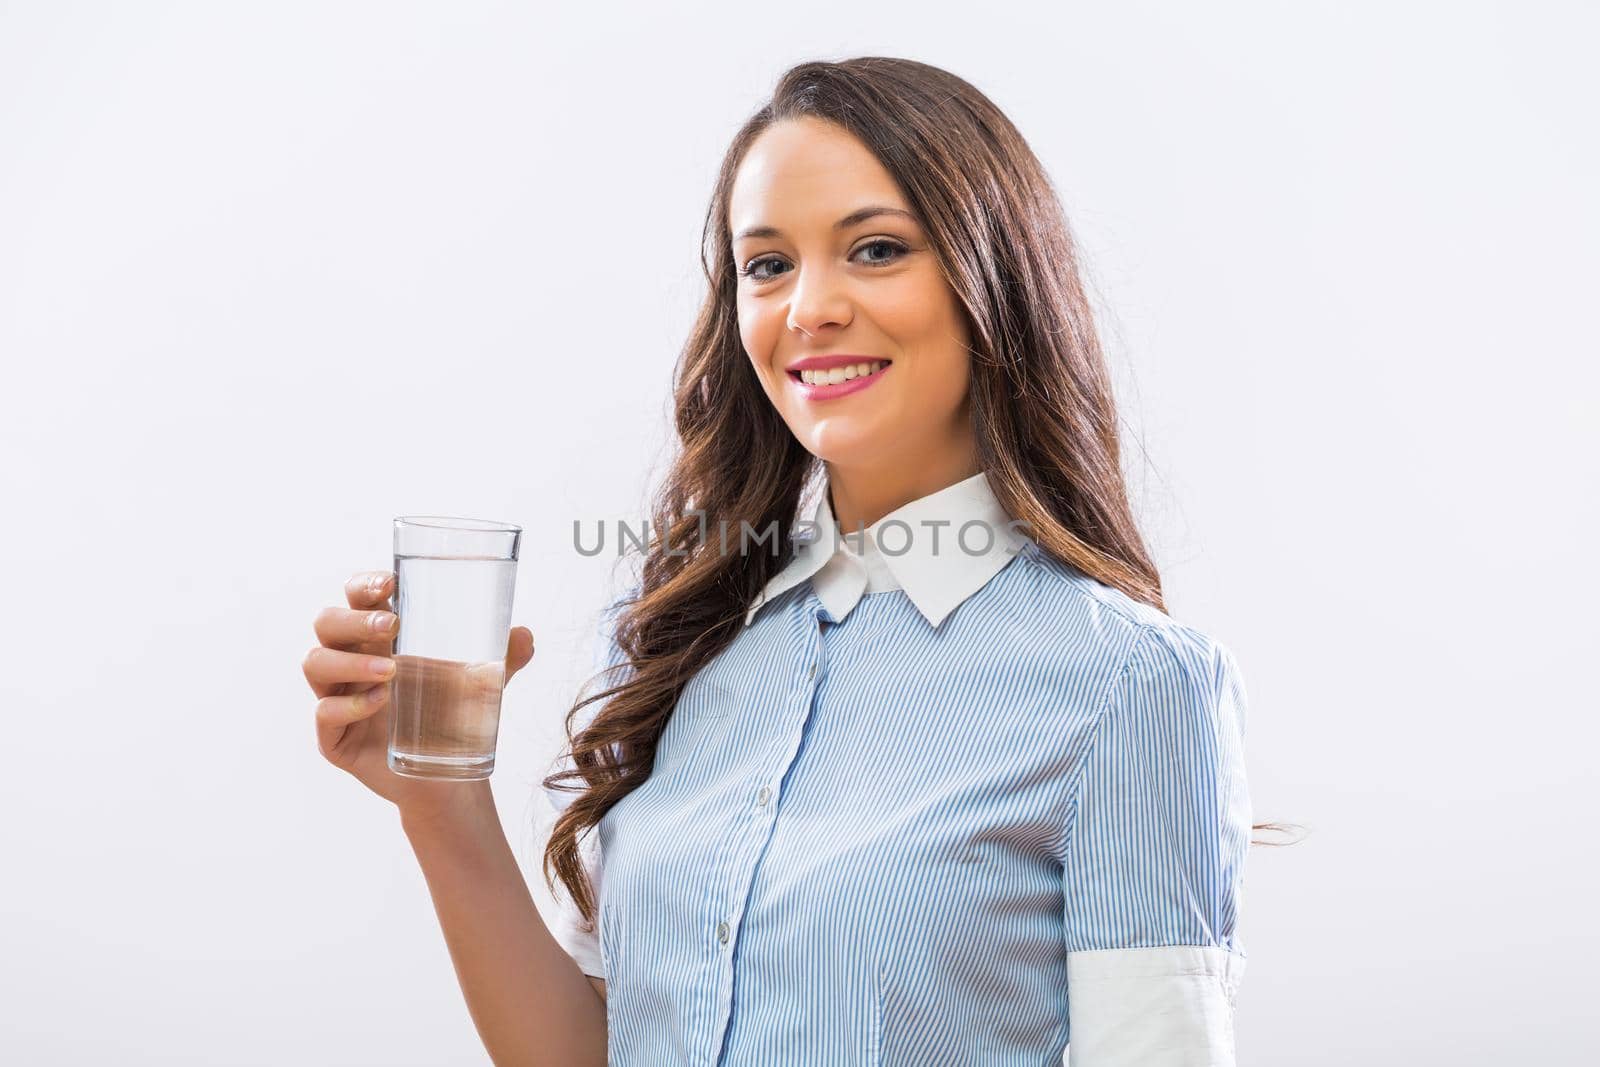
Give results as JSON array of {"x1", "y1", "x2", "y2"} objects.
[{"x1": 786, "y1": 262, "x2": 853, "y2": 336}]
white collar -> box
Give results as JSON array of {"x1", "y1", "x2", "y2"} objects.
[{"x1": 742, "y1": 469, "x2": 1028, "y2": 629}]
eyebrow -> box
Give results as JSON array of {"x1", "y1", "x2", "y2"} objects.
[{"x1": 732, "y1": 205, "x2": 919, "y2": 243}]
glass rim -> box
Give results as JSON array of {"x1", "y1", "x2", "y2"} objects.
[{"x1": 393, "y1": 515, "x2": 522, "y2": 534}]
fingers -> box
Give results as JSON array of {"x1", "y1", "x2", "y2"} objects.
[
  {"x1": 344, "y1": 571, "x2": 393, "y2": 610},
  {"x1": 303, "y1": 571, "x2": 396, "y2": 700},
  {"x1": 303, "y1": 645, "x2": 396, "y2": 699},
  {"x1": 314, "y1": 604, "x2": 398, "y2": 651},
  {"x1": 316, "y1": 680, "x2": 389, "y2": 732}
]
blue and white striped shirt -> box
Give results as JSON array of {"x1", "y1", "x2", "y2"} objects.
[{"x1": 546, "y1": 470, "x2": 1251, "y2": 1066}]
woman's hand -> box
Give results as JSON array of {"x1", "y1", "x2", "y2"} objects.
[{"x1": 302, "y1": 570, "x2": 535, "y2": 824}]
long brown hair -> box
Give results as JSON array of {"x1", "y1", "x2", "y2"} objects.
[{"x1": 542, "y1": 56, "x2": 1183, "y2": 929}]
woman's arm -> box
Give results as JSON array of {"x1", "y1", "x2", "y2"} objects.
[{"x1": 402, "y1": 787, "x2": 607, "y2": 1067}]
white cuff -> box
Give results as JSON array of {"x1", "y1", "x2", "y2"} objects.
[
  {"x1": 1067, "y1": 945, "x2": 1244, "y2": 1066},
  {"x1": 546, "y1": 827, "x2": 607, "y2": 980},
  {"x1": 549, "y1": 893, "x2": 605, "y2": 979}
]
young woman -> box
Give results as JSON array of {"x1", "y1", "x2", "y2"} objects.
[{"x1": 306, "y1": 57, "x2": 1251, "y2": 1066}]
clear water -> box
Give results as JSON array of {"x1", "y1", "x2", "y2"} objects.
[{"x1": 387, "y1": 554, "x2": 518, "y2": 780}]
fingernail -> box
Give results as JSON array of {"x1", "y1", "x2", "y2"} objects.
[
  {"x1": 368, "y1": 573, "x2": 388, "y2": 593},
  {"x1": 369, "y1": 611, "x2": 395, "y2": 633},
  {"x1": 371, "y1": 657, "x2": 395, "y2": 677}
]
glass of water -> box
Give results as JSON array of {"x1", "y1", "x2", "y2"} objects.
[{"x1": 388, "y1": 515, "x2": 521, "y2": 781}]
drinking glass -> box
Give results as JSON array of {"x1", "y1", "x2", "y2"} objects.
[{"x1": 388, "y1": 515, "x2": 521, "y2": 781}]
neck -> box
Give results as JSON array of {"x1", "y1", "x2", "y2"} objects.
[{"x1": 825, "y1": 436, "x2": 981, "y2": 534}]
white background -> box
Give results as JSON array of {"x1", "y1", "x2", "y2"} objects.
[{"x1": 2, "y1": 2, "x2": 1594, "y2": 1063}]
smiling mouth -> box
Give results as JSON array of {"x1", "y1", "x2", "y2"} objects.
[{"x1": 787, "y1": 360, "x2": 892, "y2": 386}]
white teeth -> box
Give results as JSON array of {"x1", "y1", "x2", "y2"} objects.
[{"x1": 799, "y1": 361, "x2": 888, "y2": 385}]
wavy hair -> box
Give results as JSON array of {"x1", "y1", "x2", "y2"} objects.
[{"x1": 543, "y1": 56, "x2": 1191, "y2": 930}]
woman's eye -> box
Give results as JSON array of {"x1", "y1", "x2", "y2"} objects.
[
  {"x1": 856, "y1": 238, "x2": 907, "y2": 265},
  {"x1": 738, "y1": 238, "x2": 909, "y2": 283},
  {"x1": 738, "y1": 256, "x2": 784, "y2": 283}
]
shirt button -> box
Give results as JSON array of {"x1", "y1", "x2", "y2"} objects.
[
  {"x1": 756, "y1": 786, "x2": 771, "y2": 806},
  {"x1": 807, "y1": 661, "x2": 818, "y2": 681},
  {"x1": 716, "y1": 921, "x2": 730, "y2": 944}
]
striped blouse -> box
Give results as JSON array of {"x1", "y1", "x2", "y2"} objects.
[{"x1": 545, "y1": 470, "x2": 1251, "y2": 1066}]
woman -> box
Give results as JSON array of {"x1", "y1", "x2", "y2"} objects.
[{"x1": 305, "y1": 57, "x2": 1250, "y2": 1066}]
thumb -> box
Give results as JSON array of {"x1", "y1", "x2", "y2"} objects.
[{"x1": 504, "y1": 626, "x2": 535, "y2": 682}]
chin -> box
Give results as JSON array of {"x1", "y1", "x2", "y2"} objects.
[{"x1": 798, "y1": 424, "x2": 891, "y2": 465}]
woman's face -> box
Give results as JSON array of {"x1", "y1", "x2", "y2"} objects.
[{"x1": 729, "y1": 117, "x2": 974, "y2": 474}]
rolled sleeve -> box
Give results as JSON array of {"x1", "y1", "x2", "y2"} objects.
[{"x1": 1061, "y1": 623, "x2": 1252, "y2": 1065}]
